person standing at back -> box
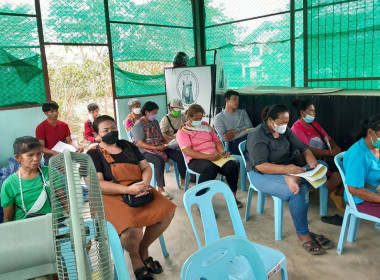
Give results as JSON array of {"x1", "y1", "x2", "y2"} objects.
[
  {"x1": 84, "y1": 103, "x2": 102, "y2": 146},
  {"x1": 214, "y1": 90, "x2": 254, "y2": 155}
]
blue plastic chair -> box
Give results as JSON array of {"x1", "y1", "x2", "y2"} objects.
[
  {"x1": 239, "y1": 140, "x2": 329, "y2": 240},
  {"x1": 334, "y1": 152, "x2": 380, "y2": 255},
  {"x1": 216, "y1": 130, "x2": 247, "y2": 191},
  {"x1": 239, "y1": 140, "x2": 285, "y2": 240},
  {"x1": 183, "y1": 180, "x2": 288, "y2": 280},
  {"x1": 107, "y1": 222, "x2": 130, "y2": 280},
  {"x1": 180, "y1": 149, "x2": 200, "y2": 192},
  {"x1": 149, "y1": 162, "x2": 169, "y2": 257},
  {"x1": 181, "y1": 235, "x2": 267, "y2": 280}
]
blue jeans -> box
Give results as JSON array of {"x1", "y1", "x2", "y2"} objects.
[{"x1": 248, "y1": 171, "x2": 310, "y2": 235}]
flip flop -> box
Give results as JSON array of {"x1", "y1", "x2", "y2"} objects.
[
  {"x1": 321, "y1": 214, "x2": 343, "y2": 226},
  {"x1": 161, "y1": 191, "x2": 173, "y2": 200},
  {"x1": 310, "y1": 232, "x2": 333, "y2": 250},
  {"x1": 143, "y1": 256, "x2": 163, "y2": 274},
  {"x1": 298, "y1": 239, "x2": 323, "y2": 255},
  {"x1": 134, "y1": 266, "x2": 153, "y2": 280}
]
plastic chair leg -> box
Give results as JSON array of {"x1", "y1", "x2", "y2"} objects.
[
  {"x1": 280, "y1": 258, "x2": 288, "y2": 280},
  {"x1": 273, "y1": 197, "x2": 284, "y2": 241},
  {"x1": 336, "y1": 210, "x2": 351, "y2": 255},
  {"x1": 244, "y1": 187, "x2": 254, "y2": 222},
  {"x1": 159, "y1": 234, "x2": 169, "y2": 258},
  {"x1": 237, "y1": 157, "x2": 247, "y2": 191},
  {"x1": 319, "y1": 183, "x2": 328, "y2": 216},
  {"x1": 256, "y1": 192, "x2": 266, "y2": 214},
  {"x1": 107, "y1": 223, "x2": 130, "y2": 280},
  {"x1": 347, "y1": 215, "x2": 360, "y2": 242},
  {"x1": 184, "y1": 172, "x2": 190, "y2": 192},
  {"x1": 165, "y1": 162, "x2": 169, "y2": 173},
  {"x1": 172, "y1": 161, "x2": 181, "y2": 189}
]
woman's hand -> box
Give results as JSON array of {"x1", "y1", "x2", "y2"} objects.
[
  {"x1": 331, "y1": 146, "x2": 341, "y2": 156},
  {"x1": 128, "y1": 181, "x2": 151, "y2": 197},
  {"x1": 155, "y1": 145, "x2": 168, "y2": 151},
  {"x1": 285, "y1": 164, "x2": 306, "y2": 174},
  {"x1": 207, "y1": 153, "x2": 221, "y2": 161},
  {"x1": 285, "y1": 175, "x2": 301, "y2": 194},
  {"x1": 220, "y1": 150, "x2": 230, "y2": 158}
]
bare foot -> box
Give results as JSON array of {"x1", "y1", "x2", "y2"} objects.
[{"x1": 285, "y1": 175, "x2": 301, "y2": 194}]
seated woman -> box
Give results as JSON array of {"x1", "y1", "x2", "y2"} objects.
[
  {"x1": 159, "y1": 98, "x2": 187, "y2": 143},
  {"x1": 291, "y1": 99, "x2": 344, "y2": 211},
  {"x1": 246, "y1": 104, "x2": 331, "y2": 255},
  {"x1": 132, "y1": 101, "x2": 187, "y2": 199},
  {"x1": 124, "y1": 98, "x2": 142, "y2": 133},
  {"x1": 176, "y1": 104, "x2": 242, "y2": 208},
  {"x1": 87, "y1": 115, "x2": 176, "y2": 280},
  {"x1": 343, "y1": 115, "x2": 380, "y2": 218},
  {"x1": 1, "y1": 136, "x2": 51, "y2": 222}
]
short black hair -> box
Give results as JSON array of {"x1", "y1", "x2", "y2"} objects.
[
  {"x1": 295, "y1": 99, "x2": 314, "y2": 117},
  {"x1": 93, "y1": 115, "x2": 115, "y2": 134},
  {"x1": 224, "y1": 90, "x2": 239, "y2": 100},
  {"x1": 87, "y1": 103, "x2": 99, "y2": 111},
  {"x1": 141, "y1": 101, "x2": 159, "y2": 116},
  {"x1": 261, "y1": 104, "x2": 289, "y2": 121},
  {"x1": 13, "y1": 136, "x2": 42, "y2": 155},
  {"x1": 42, "y1": 101, "x2": 59, "y2": 112},
  {"x1": 353, "y1": 114, "x2": 380, "y2": 140}
]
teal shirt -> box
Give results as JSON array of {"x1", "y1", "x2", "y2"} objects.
[
  {"x1": 343, "y1": 138, "x2": 380, "y2": 204},
  {"x1": 1, "y1": 166, "x2": 51, "y2": 220}
]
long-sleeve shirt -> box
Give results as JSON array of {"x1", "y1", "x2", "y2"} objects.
[
  {"x1": 84, "y1": 119, "x2": 96, "y2": 142},
  {"x1": 214, "y1": 109, "x2": 253, "y2": 142}
]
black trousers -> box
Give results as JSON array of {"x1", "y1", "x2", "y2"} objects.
[
  {"x1": 143, "y1": 148, "x2": 186, "y2": 187},
  {"x1": 188, "y1": 159, "x2": 238, "y2": 193}
]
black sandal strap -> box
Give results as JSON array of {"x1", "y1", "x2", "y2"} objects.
[
  {"x1": 134, "y1": 266, "x2": 153, "y2": 280},
  {"x1": 143, "y1": 256, "x2": 163, "y2": 274}
]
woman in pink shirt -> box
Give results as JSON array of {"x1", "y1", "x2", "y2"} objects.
[
  {"x1": 291, "y1": 99, "x2": 344, "y2": 211},
  {"x1": 176, "y1": 104, "x2": 241, "y2": 208}
]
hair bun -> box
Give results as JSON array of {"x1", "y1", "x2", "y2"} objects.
[{"x1": 293, "y1": 97, "x2": 300, "y2": 107}]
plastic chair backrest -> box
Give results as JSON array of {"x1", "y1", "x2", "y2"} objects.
[
  {"x1": 181, "y1": 235, "x2": 267, "y2": 280},
  {"x1": 238, "y1": 140, "x2": 248, "y2": 167},
  {"x1": 215, "y1": 129, "x2": 229, "y2": 151},
  {"x1": 180, "y1": 148, "x2": 192, "y2": 171},
  {"x1": 334, "y1": 152, "x2": 358, "y2": 212},
  {"x1": 183, "y1": 180, "x2": 247, "y2": 248}
]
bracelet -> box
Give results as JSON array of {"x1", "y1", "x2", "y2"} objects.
[{"x1": 327, "y1": 149, "x2": 332, "y2": 156}]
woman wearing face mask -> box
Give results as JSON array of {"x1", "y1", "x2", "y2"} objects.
[
  {"x1": 160, "y1": 98, "x2": 187, "y2": 143},
  {"x1": 246, "y1": 104, "x2": 331, "y2": 255},
  {"x1": 176, "y1": 104, "x2": 242, "y2": 208},
  {"x1": 124, "y1": 98, "x2": 142, "y2": 132},
  {"x1": 87, "y1": 115, "x2": 176, "y2": 280},
  {"x1": 132, "y1": 101, "x2": 187, "y2": 199},
  {"x1": 1, "y1": 136, "x2": 51, "y2": 221},
  {"x1": 343, "y1": 115, "x2": 380, "y2": 218},
  {"x1": 291, "y1": 99, "x2": 344, "y2": 211}
]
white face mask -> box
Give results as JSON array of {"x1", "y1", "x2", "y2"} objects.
[
  {"x1": 273, "y1": 121, "x2": 287, "y2": 134},
  {"x1": 133, "y1": 108, "x2": 141, "y2": 114}
]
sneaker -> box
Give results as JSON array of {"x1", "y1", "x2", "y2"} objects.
[{"x1": 236, "y1": 199, "x2": 243, "y2": 208}]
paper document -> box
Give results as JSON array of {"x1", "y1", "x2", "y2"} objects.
[
  {"x1": 288, "y1": 164, "x2": 328, "y2": 188},
  {"x1": 164, "y1": 139, "x2": 179, "y2": 149},
  {"x1": 52, "y1": 141, "x2": 76, "y2": 153},
  {"x1": 212, "y1": 156, "x2": 238, "y2": 168}
]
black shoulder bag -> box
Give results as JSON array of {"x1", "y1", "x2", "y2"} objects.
[
  {"x1": 96, "y1": 145, "x2": 153, "y2": 207},
  {"x1": 166, "y1": 115, "x2": 178, "y2": 134}
]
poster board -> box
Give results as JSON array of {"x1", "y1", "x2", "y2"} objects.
[{"x1": 164, "y1": 65, "x2": 216, "y2": 122}]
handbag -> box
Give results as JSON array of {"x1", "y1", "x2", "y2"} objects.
[{"x1": 96, "y1": 145, "x2": 154, "y2": 208}]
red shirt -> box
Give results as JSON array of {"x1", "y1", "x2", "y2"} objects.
[
  {"x1": 35, "y1": 119, "x2": 71, "y2": 150},
  {"x1": 291, "y1": 119, "x2": 331, "y2": 149},
  {"x1": 84, "y1": 119, "x2": 96, "y2": 142}
]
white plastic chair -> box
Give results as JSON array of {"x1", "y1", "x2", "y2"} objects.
[{"x1": 334, "y1": 152, "x2": 380, "y2": 254}]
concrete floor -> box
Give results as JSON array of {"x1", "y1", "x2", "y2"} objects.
[{"x1": 124, "y1": 169, "x2": 380, "y2": 280}]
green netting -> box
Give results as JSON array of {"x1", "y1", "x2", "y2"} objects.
[
  {"x1": 109, "y1": 0, "x2": 193, "y2": 27},
  {"x1": 0, "y1": 15, "x2": 39, "y2": 47},
  {"x1": 0, "y1": 0, "x2": 35, "y2": 14},
  {"x1": 0, "y1": 48, "x2": 45, "y2": 107},
  {"x1": 307, "y1": 0, "x2": 380, "y2": 89},
  {"x1": 40, "y1": 0, "x2": 107, "y2": 44}
]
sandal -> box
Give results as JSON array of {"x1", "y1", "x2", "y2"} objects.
[
  {"x1": 298, "y1": 239, "x2": 323, "y2": 255},
  {"x1": 143, "y1": 256, "x2": 163, "y2": 274},
  {"x1": 310, "y1": 232, "x2": 333, "y2": 250},
  {"x1": 161, "y1": 191, "x2": 173, "y2": 200},
  {"x1": 134, "y1": 266, "x2": 153, "y2": 280}
]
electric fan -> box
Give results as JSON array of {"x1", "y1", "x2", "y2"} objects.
[{"x1": 49, "y1": 150, "x2": 113, "y2": 279}]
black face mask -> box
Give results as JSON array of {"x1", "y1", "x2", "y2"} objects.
[{"x1": 102, "y1": 131, "x2": 119, "y2": 144}]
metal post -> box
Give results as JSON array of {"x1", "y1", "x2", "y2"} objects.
[
  {"x1": 290, "y1": 0, "x2": 295, "y2": 87},
  {"x1": 104, "y1": 0, "x2": 118, "y2": 121},
  {"x1": 303, "y1": 0, "x2": 308, "y2": 87},
  {"x1": 35, "y1": 0, "x2": 51, "y2": 101},
  {"x1": 192, "y1": 0, "x2": 206, "y2": 65}
]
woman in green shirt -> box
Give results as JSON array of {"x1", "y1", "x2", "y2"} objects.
[{"x1": 1, "y1": 136, "x2": 51, "y2": 221}]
